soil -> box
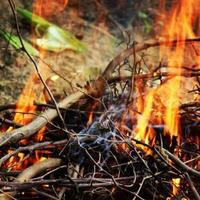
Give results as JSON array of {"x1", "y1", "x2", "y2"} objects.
[{"x1": 0, "y1": 0, "x2": 157, "y2": 105}]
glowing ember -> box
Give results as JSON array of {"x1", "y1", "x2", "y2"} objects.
[{"x1": 5, "y1": 150, "x2": 25, "y2": 170}]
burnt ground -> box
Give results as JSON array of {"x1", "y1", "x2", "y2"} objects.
[{"x1": 0, "y1": 0, "x2": 158, "y2": 105}]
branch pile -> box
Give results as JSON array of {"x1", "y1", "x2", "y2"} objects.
[
  {"x1": 0, "y1": 36, "x2": 199, "y2": 200},
  {"x1": 0, "y1": 2, "x2": 199, "y2": 199}
]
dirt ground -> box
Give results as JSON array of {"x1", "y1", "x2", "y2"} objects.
[{"x1": 0, "y1": 0, "x2": 157, "y2": 105}]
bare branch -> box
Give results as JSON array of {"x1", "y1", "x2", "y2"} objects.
[{"x1": 0, "y1": 158, "x2": 62, "y2": 200}]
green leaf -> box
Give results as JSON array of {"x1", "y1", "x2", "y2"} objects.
[
  {"x1": 17, "y1": 7, "x2": 51, "y2": 30},
  {"x1": 0, "y1": 30, "x2": 39, "y2": 56},
  {"x1": 17, "y1": 7, "x2": 86, "y2": 52},
  {"x1": 144, "y1": 21, "x2": 152, "y2": 34},
  {"x1": 138, "y1": 11, "x2": 148, "y2": 19}
]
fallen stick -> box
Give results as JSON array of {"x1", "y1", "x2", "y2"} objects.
[
  {"x1": 0, "y1": 158, "x2": 62, "y2": 200},
  {"x1": 0, "y1": 176, "x2": 139, "y2": 188}
]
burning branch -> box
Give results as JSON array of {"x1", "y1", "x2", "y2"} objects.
[
  {"x1": 1, "y1": 36, "x2": 200, "y2": 146},
  {"x1": 0, "y1": 139, "x2": 68, "y2": 167},
  {"x1": 0, "y1": 91, "x2": 85, "y2": 146}
]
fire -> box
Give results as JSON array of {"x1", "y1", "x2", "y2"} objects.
[
  {"x1": 172, "y1": 178, "x2": 181, "y2": 197},
  {"x1": 160, "y1": 0, "x2": 199, "y2": 142},
  {"x1": 126, "y1": 0, "x2": 200, "y2": 196},
  {"x1": 33, "y1": 0, "x2": 69, "y2": 17},
  {"x1": 87, "y1": 102, "x2": 99, "y2": 126},
  {"x1": 121, "y1": 0, "x2": 200, "y2": 151},
  {"x1": 87, "y1": 112, "x2": 94, "y2": 127},
  {"x1": 135, "y1": 91, "x2": 154, "y2": 142},
  {"x1": 14, "y1": 75, "x2": 39, "y2": 125}
]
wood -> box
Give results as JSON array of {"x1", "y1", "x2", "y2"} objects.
[{"x1": 1, "y1": 158, "x2": 62, "y2": 200}]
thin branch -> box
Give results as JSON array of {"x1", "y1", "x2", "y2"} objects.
[
  {"x1": 185, "y1": 173, "x2": 200, "y2": 200},
  {"x1": 108, "y1": 71, "x2": 200, "y2": 84},
  {"x1": 161, "y1": 148, "x2": 200, "y2": 178},
  {"x1": 0, "y1": 158, "x2": 62, "y2": 200},
  {"x1": 7, "y1": 0, "x2": 66, "y2": 128}
]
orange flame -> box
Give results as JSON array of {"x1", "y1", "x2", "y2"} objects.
[
  {"x1": 134, "y1": 91, "x2": 155, "y2": 143},
  {"x1": 160, "y1": 0, "x2": 200, "y2": 143},
  {"x1": 15, "y1": 0, "x2": 69, "y2": 125},
  {"x1": 33, "y1": 0, "x2": 69, "y2": 17},
  {"x1": 14, "y1": 75, "x2": 39, "y2": 125},
  {"x1": 87, "y1": 102, "x2": 99, "y2": 126},
  {"x1": 116, "y1": 0, "x2": 200, "y2": 155}
]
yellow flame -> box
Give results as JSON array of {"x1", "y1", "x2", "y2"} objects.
[
  {"x1": 129, "y1": 0, "x2": 200, "y2": 150},
  {"x1": 172, "y1": 178, "x2": 181, "y2": 196},
  {"x1": 135, "y1": 91, "x2": 154, "y2": 142}
]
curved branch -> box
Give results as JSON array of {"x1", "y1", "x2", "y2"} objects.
[
  {"x1": 1, "y1": 158, "x2": 62, "y2": 200},
  {"x1": 102, "y1": 37, "x2": 200, "y2": 80}
]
